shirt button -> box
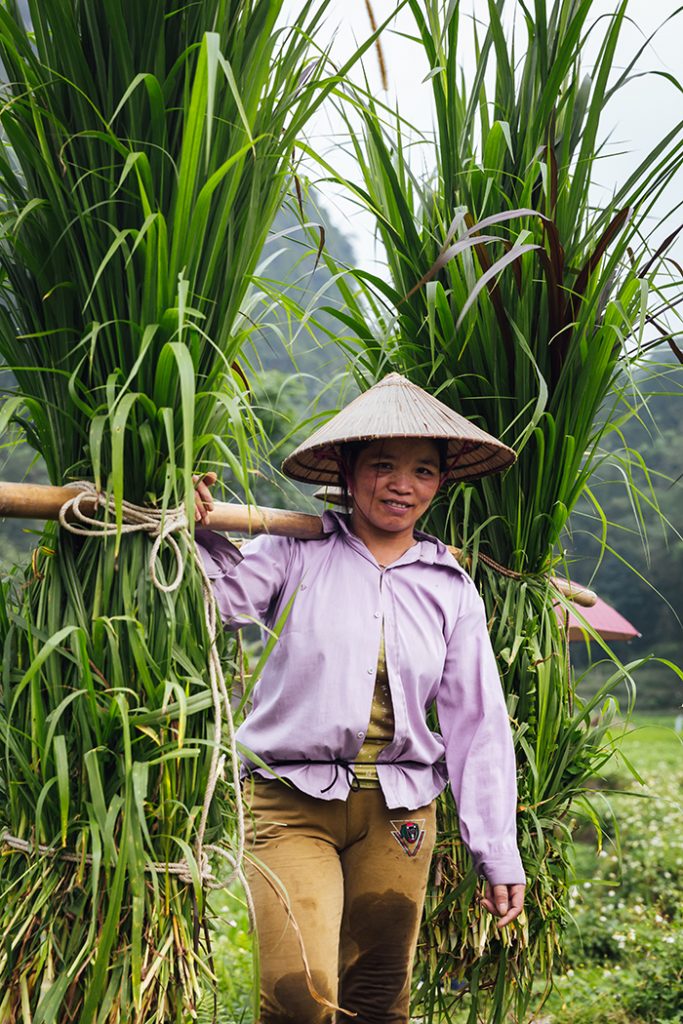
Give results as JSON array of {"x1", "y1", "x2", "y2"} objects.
[
  {"x1": 373, "y1": 612, "x2": 380, "y2": 619},
  {"x1": 357, "y1": 731, "x2": 364, "y2": 739},
  {"x1": 367, "y1": 668, "x2": 373, "y2": 675}
]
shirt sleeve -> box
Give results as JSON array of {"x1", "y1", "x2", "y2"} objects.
[
  {"x1": 194, "y1": 530, "x2": 294, "y2": 629},
  {"x1": 436, "y1": 577, "x2": 525, "y2": 887}
]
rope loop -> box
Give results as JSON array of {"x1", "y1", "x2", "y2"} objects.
[{"x1": 58, "y1": 482, "x2": 188, "y2": 592}]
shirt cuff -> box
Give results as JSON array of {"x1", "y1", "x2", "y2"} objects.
[
  {"x1": 476, "y1": 850, "x2": 526, "y2": 887},
  {"x1": 194, "y1": 529, "x2": 243, "y2": 579}
]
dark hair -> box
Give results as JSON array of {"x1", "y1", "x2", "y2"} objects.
[{"x1": 338, "y1": 437, "x2": 448, "y2": 511}]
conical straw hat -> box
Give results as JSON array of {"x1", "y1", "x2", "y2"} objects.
[{"x1": 282, "y1": 372, "x2": 516, "y2": 485}]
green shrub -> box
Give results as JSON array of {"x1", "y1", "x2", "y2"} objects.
[{"x1": 545, "y1": 719, "x2": 683, "y2": 1023}]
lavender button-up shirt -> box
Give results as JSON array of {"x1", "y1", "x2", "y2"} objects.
[{"x1": 197, "y1": 511, "x2": 525, "y2": 885}]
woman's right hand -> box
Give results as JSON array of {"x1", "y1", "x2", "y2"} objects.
[{"x1": 193, "y1": 471, "x2": 217, "y2": 526}]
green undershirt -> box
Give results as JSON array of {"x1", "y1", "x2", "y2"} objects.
[{"x1": 353, "y1": 626, "x2": 395, "y2": 788}]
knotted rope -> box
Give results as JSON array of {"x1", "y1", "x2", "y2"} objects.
[{"x1": 3, "y1": 481, "x2": 253, "y2": 921}]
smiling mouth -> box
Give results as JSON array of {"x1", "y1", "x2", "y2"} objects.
[{"x1": 382, "y1": 500, "x2": 413, "y2": 510}]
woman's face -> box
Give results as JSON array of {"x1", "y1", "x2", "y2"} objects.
[{"x1": 348, "y1": 438, "x2": 442, "y2": 539}]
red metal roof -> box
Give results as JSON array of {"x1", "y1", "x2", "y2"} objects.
[{"x1": 554, "y1": 588, "x2": 640, "y2": 641}]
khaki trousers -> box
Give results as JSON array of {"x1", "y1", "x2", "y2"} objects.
[{"x1": 244, "y1": 779, "x2": 436, "y2": 1024}]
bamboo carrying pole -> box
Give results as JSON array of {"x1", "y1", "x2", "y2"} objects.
[{"x1": 0, "y1": 481, "x2": 596, "y2": 607}]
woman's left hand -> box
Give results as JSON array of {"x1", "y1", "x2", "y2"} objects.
[
  {"x1": 481, "y1": 882, "x2": 525, "y2": 928},
  {"x1": 193, "y1": 471, "x2": 217, "y2": 526}
]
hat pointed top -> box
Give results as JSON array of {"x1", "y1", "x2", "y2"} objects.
[{"x1": 282, "y1": 372, "x2": 516, "y2": 485}]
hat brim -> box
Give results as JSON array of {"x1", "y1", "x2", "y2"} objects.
[
  {"x1": 281, "y1": 373, "x2": 516, "y2": 486},
  {"x1": 283, "y1": 433, "x2": 514, "y2": 486}
]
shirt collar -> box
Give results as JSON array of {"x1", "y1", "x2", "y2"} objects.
[{"x1": 321, "y1": 510, "x2": 468, "y2": 577}]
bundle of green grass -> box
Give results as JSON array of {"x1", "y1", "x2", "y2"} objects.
[
  {"x1": 0, "y1": 1, "x2": 340, "y2": 1019},
  {"x1": 317, "y1": 0, "x2": 683, "y2": 1019}
]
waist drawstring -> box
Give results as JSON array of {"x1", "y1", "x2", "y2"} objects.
[
  {"x1": 266, "y1": 758, "x2": 361, "y2": 793},
  {"x1": 257, "y1": 757, "x2": 441, "y2": 795}
]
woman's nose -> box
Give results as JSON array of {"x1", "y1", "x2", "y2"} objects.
[{"x1": 388, "y1": 472, "x2": 411, "y2": 492}]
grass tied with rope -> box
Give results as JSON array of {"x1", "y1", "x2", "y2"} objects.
[{"x1": 0, "y1": 0, "x2": 380, "y2": 1018}]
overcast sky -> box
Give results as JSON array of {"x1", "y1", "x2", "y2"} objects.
[{"x1": 287, "y1": 1, "x2": 683, "y2": 271}]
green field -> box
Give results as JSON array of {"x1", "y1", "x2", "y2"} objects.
[{"x1": 540, "y1": 714, "x2": 683, "y2": 1024}]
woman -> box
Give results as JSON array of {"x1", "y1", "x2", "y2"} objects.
[{"x1": 194, "y1": 373, "x2": 525, "y2": 1024}]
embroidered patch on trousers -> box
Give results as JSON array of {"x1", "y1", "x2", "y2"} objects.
[{"x1": 391, "y1": 818, "x2": 426, "y2": 857}]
